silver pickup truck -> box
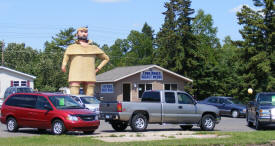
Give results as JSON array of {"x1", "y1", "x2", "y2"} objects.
[{"x1": 100, "y1": 90, "x2": 221, "y2": 132}]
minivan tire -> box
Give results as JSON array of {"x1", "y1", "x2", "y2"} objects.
[
  {"x1": 7, "y1": 117, "x2": 18, "y2": 132},
  {"x1": 130, "y1": 114, "x2": 148, "y2": 132},
  {"x1": 52, "y1": 120, "x2": 66, "y2": 135},
  {"x1": 111, "y1": 121, "x2": 128, "y2": 132},
  {"x1": 200, "y1": 114, "x2": 215, "y2": 131}
]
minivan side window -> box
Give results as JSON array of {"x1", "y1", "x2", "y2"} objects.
[
  {"x1": 36, "y1": 96, "x2": 52, "y2": 110},
  {"x1": 141, "y1": 91, "x2": 160, "y2": 102},
  {"x1": 165, "y1": 92, "x2": 175, "y2": 103},
  {"x1": 5, "y1": 95, "x2": 36, "y2": 108}
]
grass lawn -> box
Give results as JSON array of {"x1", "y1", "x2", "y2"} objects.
[{"x1": 1, "y1": 131, "x2": 275, "y2": 146}]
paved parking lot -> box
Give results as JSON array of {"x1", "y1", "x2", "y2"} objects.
[{"x1": 0, "y1": 117, "x2": 256, "y2": 137}]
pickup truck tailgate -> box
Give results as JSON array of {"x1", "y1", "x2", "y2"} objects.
[{"x1": 100, "y1": 101, "x2": 118, "y2": 112}]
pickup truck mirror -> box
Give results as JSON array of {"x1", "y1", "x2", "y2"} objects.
[{"x1": 100, "y1": 97, "x2": 104, "y2": 101}]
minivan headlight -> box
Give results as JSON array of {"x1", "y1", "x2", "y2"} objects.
[{"x1": 67, "y1": 115, "x2": 78, "y2": 121}]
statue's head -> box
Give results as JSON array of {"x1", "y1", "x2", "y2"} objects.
[{"x1": 76, "y1": 27, "x2": 88, "y2": 42}]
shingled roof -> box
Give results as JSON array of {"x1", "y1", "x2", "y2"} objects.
[{"x1": 96, "y1": 64, "x2": 193, "y2": 83}]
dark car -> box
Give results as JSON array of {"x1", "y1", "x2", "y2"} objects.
[
  {"x1": 3, "y1": 86, "x2": 33, "y2": 100},
  {"x1": 199, "y1": 96, "x2": 246, "y2": 118},
  {"x1": 246, "y1": 92, "x2": 275, "y2": 130},
  {"x1": 1, "y1": 92, "x2": 100, "y2": 135}
]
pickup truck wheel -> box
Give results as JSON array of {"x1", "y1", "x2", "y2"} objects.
[
  {"x1": 111, "y1": 121, "x2": 128, "y2": 132},
  {"x1": 255, "y1": 116, "x2": 262, "y2": 130},
  {"x1": 200, "y1": 114, "x2": 215, "y2": 131},
  {"x1": 7, "y1": 117, "x2": 18, "y2": 132},
  {"x1": 180, "y1": 125, "x2": 193, "y2": 130},
  {"x1": 231, "y1": 110, "x2": 239, "y2": 118},
  {"x1": 130, "y1": 114, "x2": 148, "y2": 132}
]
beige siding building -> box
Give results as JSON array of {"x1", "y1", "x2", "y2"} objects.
[{"x1": 95, "y1": 65, "x2": 193, "y2": 102}]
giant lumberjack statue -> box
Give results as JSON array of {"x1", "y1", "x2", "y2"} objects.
[{"x1": 61, "y1": 27, "x2": 109, "y2": 96}]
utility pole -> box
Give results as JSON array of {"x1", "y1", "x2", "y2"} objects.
[{"x1": 1, "y1": 40, "x2": 4, "y2": 66}]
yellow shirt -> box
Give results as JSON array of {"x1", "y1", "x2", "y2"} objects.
[{"x1": 62, "y1": 43, "x2": 109, "y2": 82}]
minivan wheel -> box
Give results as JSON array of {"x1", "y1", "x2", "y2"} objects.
[
  {"x1": 7, "y1": 117, "x2": 18, "y2": 132},
  {"x1": 130, "y1": 114, "x2": 148, "y2": 132},
  {"x1": 52, "y1": 120, "x2": 66, "y2": 135},
  {"x1": 111, "y1": 121, "x2": 128, "y2": 132},
  {"x1": 200, "y1": 114, "x2": 215, "y2": 131},
  {"x1": 231, "y1": 110, "x2": 239, "y2": 118}
]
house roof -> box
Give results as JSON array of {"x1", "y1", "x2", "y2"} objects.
[
  {"x1": 96, "y1": 64, "x2": 193, "y2": 83},
  {"x1": 0, "y1": 66, "x2": 36, "y2": 79}
]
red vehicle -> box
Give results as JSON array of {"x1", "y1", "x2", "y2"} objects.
[{"x1": 1, "y1": 93, "x2": 100, "y2": 135}]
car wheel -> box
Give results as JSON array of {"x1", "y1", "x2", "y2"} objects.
[
  {"x1": 51, "y1": 120, "x2": 66, "y2": 135},
  {"x1": 231, "y1": 110, "x2": 239, "y2": 118},
  {"x1": 6, "y1": 117, "x2": 18, "y2": 132},
  {"x1": 130, "y1": 114, "x2": 148, "y2": 132},
  {"x1": 200, "y1": 114, "x2": 215, "y2": 131},
  {"x1": 180, "y1": 125, "x2": 193, "y2": 130},
  {"x1": 111, "y1": 121, "x2": 128, "y2": 132},
  {"x1": 255, "y1": 116, "x2": 262, "y2": 130},
  {"x1": 83, "y1": 130, "x2": 95, "y2": 135}
]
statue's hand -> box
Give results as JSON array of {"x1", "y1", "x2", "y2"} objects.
[
  {"x1": 62, "y1": 67, "x2": 66, "y2": 73},
  {"x1": 95, "y1": 68, "x2": 100, "y2": 73}
]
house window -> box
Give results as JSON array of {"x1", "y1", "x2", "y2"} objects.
[
  {"x1": 138, "y1": 84, "x2": 152, "y2": 98},
  {"x1": 13, "y1": 81, "x2": 19, "y2": 87},
  {"x1": 164, "y1": 84, "x2": 177, "y2": 90},
  {"x1": 21, "y1": 81, "x2": 27, "y2": 87},
  {"x1": 101, "y1": 84, "x2": 114, "y2": 93}
]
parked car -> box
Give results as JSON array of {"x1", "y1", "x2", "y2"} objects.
[
  {"x1": 246, "y1": 92, "x2": 275, "y2": 130},
  {"x1": 100, "y1": 90, "x2": 221, "y2": 132},
  {"x1": 70, "y1": 95, "x2": 100, "y2": 115},
  {"x1": 1, "y1": 92, "x2": 99, "y2": 135},
  {"x1": 199, "y1": 96, "x2": 246, "y2": 118},
  {"x1": 3, "y1": 86, "x2": 33, "y2": 100}
]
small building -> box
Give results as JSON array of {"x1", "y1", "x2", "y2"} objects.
[
  {"x1": 95, "y1": 65, "x2": 193, "y2": 101},
  {"x1": 0, "y1": 66, "x2": 36, "y2": 99}
]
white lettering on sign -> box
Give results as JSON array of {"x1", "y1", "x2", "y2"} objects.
[
  {"x1": 141, "y1": 70, "x2": 163, "y2": 80},
  {"x1": 101, "y1": 84, "x2": 114, "y2": 93}
]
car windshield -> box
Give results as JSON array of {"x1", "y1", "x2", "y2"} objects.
[
  {"x1": 17, "y1": 88, "x2": 32, "y2": 93},
  {"x1": 49, "y1": 95, "x2": 84, "y2": 109},
  {"x1": 80, "y1": 97, "x2": 100, "y2": 104},
  {"x1": 228, "y1": 98, "x2": 242, "y2": 104}
]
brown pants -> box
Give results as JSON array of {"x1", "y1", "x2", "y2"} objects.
[{"x1": 69, "y1": 82, "x2": 95, "y2": 96}]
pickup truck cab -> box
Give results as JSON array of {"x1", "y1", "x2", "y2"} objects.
[
  {"x1": 247, "y1": 92, "x2": 275, "y2": 130},
  {"x1": 100, "y1": 90, "x2": 221, "y2": 132}
]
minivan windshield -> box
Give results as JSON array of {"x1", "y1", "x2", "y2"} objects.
[
  {"x1": 49, "y1": 95, "x2": 84, "y2": 109},
  {"x1": 80, "y1": 97, "x2": 100, "y2": 104},
  {"x1": 17, "y1": 88, "x2": 32, "y2": 93},
  {"x1": 258, "y1": 94, "x2": 275, "y2": 106}
]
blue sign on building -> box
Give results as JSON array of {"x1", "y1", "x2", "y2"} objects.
[{"x1": 141, "y1": 69, "x2": 163, "y2": 80}]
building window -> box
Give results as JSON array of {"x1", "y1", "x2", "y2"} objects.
[
  {"x1": 138, "y1": 84, "x2": 152, "y2": 98},
  {"x1": 13, "y1": 81, "x2": 19, "y2": 87},
  {"x1": 101, "y1": 84, "x2": 114, "y2": 93},
  {"x1": 21, "y1": 81, "x2": 27, "y2": 87},
  {"x1": 164, "y1": 84, "x2": 177, "y2": 90}
]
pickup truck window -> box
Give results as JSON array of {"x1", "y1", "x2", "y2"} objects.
[
  {"x1": 165, "y1": 92, "x2": 175, "y2": 103},
  {"x1": 257, "y1": 94, "x2": 275, "y2": 105},
  {"x1": 177, "y1": 93, "x2": 193, "y2": 104},
  {"x1": 141, "y1": 91, "x2": 160, "y2": 102}
]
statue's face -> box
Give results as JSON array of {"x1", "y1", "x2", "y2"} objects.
[{"x1": 77, "y1": 30, "x2": 88, "y2": 41}]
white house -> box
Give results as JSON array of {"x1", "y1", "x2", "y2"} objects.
[{"x1": 0, "y1": 66, "x2": 36, "y2": 99}]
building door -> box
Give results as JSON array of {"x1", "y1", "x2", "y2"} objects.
[{"x1": 123, "y1": 83, "x2": 131, "y2": 101}]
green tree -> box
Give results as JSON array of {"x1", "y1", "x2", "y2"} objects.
[{"x1": 236, "y1": 0, "x2": 275, "y2": 98}]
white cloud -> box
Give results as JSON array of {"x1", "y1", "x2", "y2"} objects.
[
  {"x1": 91, "y1": 0, "x2": 128, "y2": 3},
  {"x1": 230, "y1": 4, "x2": 250, "y2": 13}
]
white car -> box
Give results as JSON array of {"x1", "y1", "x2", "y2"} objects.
[{"x1": 70, "y1": 95, "x2": 100, "y2": 115}]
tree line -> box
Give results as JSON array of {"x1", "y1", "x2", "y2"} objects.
[{"x1": 0, "y1": 0, "x2": 274, "y2": 102}]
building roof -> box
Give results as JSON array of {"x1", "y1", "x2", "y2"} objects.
[
  {"x1": 0, "y1": 66, "x2": 36, "y2": 79},
  {"x1": 96, "y1": 64, "x2": 193, "y2": 83}
]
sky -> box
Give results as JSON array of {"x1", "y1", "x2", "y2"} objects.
[{"x1": 0, "y1": 0, "x2": 256, "y2": 50}]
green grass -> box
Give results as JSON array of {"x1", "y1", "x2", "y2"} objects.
[{"x1": 1, "y1": 131, "x2": 275, "y2": 146}]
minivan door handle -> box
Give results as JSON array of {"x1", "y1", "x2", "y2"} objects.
[{"x1": 178, "y1": 106, "x2": 182, "y2": 109}]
